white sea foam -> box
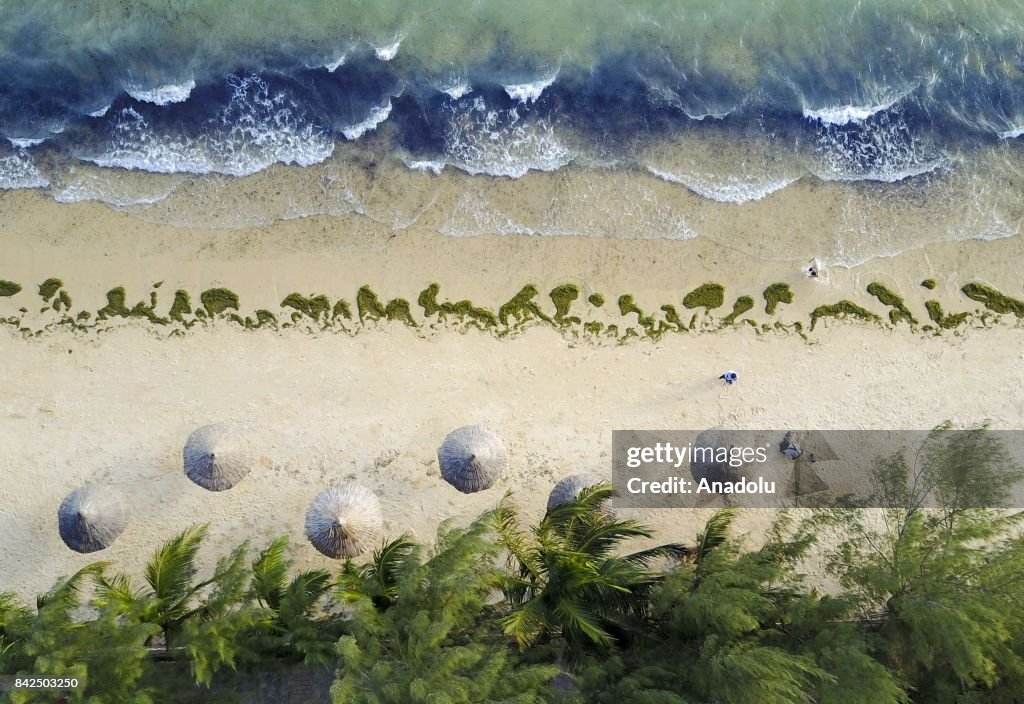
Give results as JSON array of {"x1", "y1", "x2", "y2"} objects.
[
  {"x1": 126, "y1": 79, "x2": 196, "y2": 106},
  {"x1": 438, "y1": 78, "x2": 472, "y2": 99},
  {"x1": 803, "y1": 101, "x2": 899, "y2": 125},
  {"x1": 0, "y1": 150, "x2": 48, "y2": 190},
  {"x1": 646, "y1": 166, "x2": 799, "y2": 204},
  {"x1": 52, "y1": 172, "x2": 182, "y2": 207},
  {"x1": 374, "y1": 38, "x2": 402, "y2": 61},
  {"x1": 7, "y1": 137, "x2": 45, "y2": 148},
  {"x1": 503, "y1": 71, "x2": 558, "y2": 104},
  {"x1": 443, "y1": 98, "x2": 571, "y2": 178},
  {"x1": 341, "y1": 101, "x2": 392, "y2": 140},
  {"x1": 89, "y1": 105, "x2": 111, "y2": 118},
  {"x1": 998, "y1": 127, "x2": 1024, "y2": 139},
  {"x1": 324, "y1": 54, "x2": 347, "y2": 72},
  {"x1": 404, "y1": 159, "x2": 446, "y2": 174},
  {"x1": 85, "y1": 76, "x2": 334, "y2": 177}
]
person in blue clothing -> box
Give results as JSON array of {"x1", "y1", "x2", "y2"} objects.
[{"x1": 719, "y1": 370, "x2": 738, "y2": 385}]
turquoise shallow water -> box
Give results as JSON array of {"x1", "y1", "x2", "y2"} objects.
[{"x1": 1, "y1": 0, "x2": 1024, "y2": 255}]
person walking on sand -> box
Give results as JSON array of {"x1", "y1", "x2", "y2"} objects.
[{"x1": 719, "y1": 370, "x2": 738, "y2": 385}]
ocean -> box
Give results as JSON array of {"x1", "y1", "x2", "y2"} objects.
[{"x1": 2, "y1": 0, "x2": 1023, "y2": 263}]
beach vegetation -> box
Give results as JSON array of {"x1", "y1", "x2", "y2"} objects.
[
  {"x1": 587, "y1": 293, "x2": 605, "y2": 307},
  {"x1": 498, "y1": 285, "x2": 553, "y2": 328},
  {"x1": 961, "y1": 282, "x2": 1024, "y2": 317},
  {"x1": 2, "y1": 430, "x2": 1024, "y2": 701},
  {"x1": 682, "y1": 283, "x2": 725, "y2": 310},
  {"x1": 549, "y1": 284, "x2": 580, "y2": 325},
  {"x1": 866, "y1": 282, "x2": 917, "y2": 325},
  {"x1": 169, "y1": 290, "x2": 193, "y2": 323},
  {"x1": 925, "y1": 300, "x2": 969, "y2": 330},
  {"x1": 809, "y1": 300, "x2": 881, "y2": 330},
  {"x1": 200, "y1": 288, "x2": 240, "y2": 317},
  {"x1": 0, "y1": 280, "x2": 22, "y2": 297},
  {"x1": 281, "y1": 293, "x2": 332, "y2": 322},
  {"x1": 722, "y1": 295, "x2": 755, "y2": 325},
  {"x1": 763, "y1": 283, "x2": 793, "y2": 314},
  {"x1": 38, "y1": 278, "x2": 63, "y2": 302},
  {"x1": 921, "y1": 279, "x2": 937, "y2": 290}
]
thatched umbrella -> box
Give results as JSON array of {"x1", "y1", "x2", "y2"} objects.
[
  {"x1": 58, "y1": 484, "x2": 128, "y2": 553},
  {"x1": 546, "y1": 474, "x2": 614, "y2": 517},
  {"x1": 305, "y1": 483, "x2": 383, "y2": 558},
  {"x1": 690, "y1": 428, "x2": 746, "y2": 486},
  {"x1": 183, "y1": 424, "x2": 252, "y2": 491},
  {"x1": 437, "y1": 425, "x2": 507, "y2": 493}
]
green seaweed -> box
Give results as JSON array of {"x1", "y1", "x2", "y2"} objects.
[
  {"x1": 384, "y1": 298, "x2": 417, "y2": 327},
  {"x1": 921, "y1": 279, "x2": 937, "y2": 290},
  {"x1": 549, "y1": 284, "x2": 580, "y2": 324},
  {"x1": 200, "y1": 288, "x2": 239, "y2": 317},
  {"x1": 961, "y1": 282, "x2": 1024, "y2": 317},
  {"x1": 866, "y1": 282, "x2": 917, "y2": 325},
  {"x1": 169, "y1": 291, "x2": 192, "y2": 323},
  {"x1": 809, "y1": 300, "x2": 881, "y2": 331},
  {"x1": 130, "y1": 291, "x2": 168, "y2": 324},
  {"x1": 357, "y1": 286, "x2": 417, "y2": 326},
  {"x1": 660, "y1": 305, "x2": 686, "y2": 332},
  {"x1": 583, "y1": 321, "x2": 603, "y2": 335},
  {"x1": 417, "y1": 284, "x2": 496, "y2": 328},
  {"x1": 332, "y1": 300, "x2": 352, "y2": 320},
  {"x1": 682, "y1": 283, "x2": 725, "y2": 310},
  {"x1": 281, "y1": 293, "x2": 331, "y2": 321},
  {"x1": 763, "y1": 283, "x2": 793, "y2": 315},
  {"x1": 721, "y1": 296, "x2": 754, "y2": 326},
  {"x1": 588, "y1": 293, "x2": 605, "y2": 307},
  {"x1": 97, "y1": 288, "x2": 130, "y2": 319},
  {"x1": 925, "y1": 300, "x2": 969, "y2": 330},
  {"x1": 617, "y1": 294, "x2": 658, "y2": 333},
  {"x1": 357, "y1": 285, "x2": 387, "y2": 322},
  {"x1": 57, "y1": 290, "x2": 72, "y2": 311},
  {"x1": 38, "y1": 278, "x2": 63, "y2": 302},
  {"x1": 498, "y1": 285, "x2": 552, "y2": 327},
  {"x1": 0, "y1": 280, "x2": 22, "y2": 297}
]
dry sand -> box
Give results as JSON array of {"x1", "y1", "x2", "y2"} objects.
[{"x1": 1, "y1": 191, "x2": 1023, "y2": 600}]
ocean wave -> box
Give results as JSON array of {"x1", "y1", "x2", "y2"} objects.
[
  {"x1": 437, "y1": 77, "x2": 472, "y2": 99},
  {"x1": 52, "y1": 172, "x2": 182, "y2": 207},
  {"x1": 341, "y1": 101, "x2": 393, "y2": 140},
  {"x1": 126, "y1": 79, "x2": 196, "y2": 106},
  {"x1": 0, "y1": 149, "x2": 49, "y2": 190},
  {"x1": 323, "y1": 54, "x2": 347, "y2": 72},
  {"x1": 443, "y1": 97, "x2": 571, "y2": 178},
  {"x1": 84, "y1": 76, "x2": 334, "y2": 177},
  {"x1": 803, "y1": 100, "x2": 900, "y2": 126},
  {"x1": 89, "y1": 105, "x2": 111, "y2": 118},
  {"x1": 374, "y1": 37, "x2": 402, "y2": 61},
  {"x1": 404, "y1": 159, "x2": 446, "y2": 174},
  {"x1": 999, "y1": 127, "x2": 1024, "y2": 139},
  {"x1": 503, "y1": 71, "x2": 558, "y2": 104},
  {"x1": 646, "y1": 166, "x2": 799, "y2": 204},
  {"x1": 7, "y1": 137, "x2": 45, "y2": 148}
]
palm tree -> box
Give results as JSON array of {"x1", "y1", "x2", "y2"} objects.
[
  {"x1": 493, "y1": 484, "x2": 687, "y2": 657},
  {"x1": 247, "y1": 536, "x2": 342, "y2": 665},
  {"x1": 335, "y1": 534, "x2": 417, "y2": 610},
  {"x1": 93, "y1": 524, "x2": 219, "y2": 651}
]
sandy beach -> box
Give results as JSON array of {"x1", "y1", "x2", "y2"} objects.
[{"x1": 2, "y1": 189, "x2": 1023, "y2": 600}]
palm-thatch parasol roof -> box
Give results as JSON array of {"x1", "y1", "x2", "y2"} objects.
[
  {"x1": 58, "y1": 484, "x2": 129, "y2": 553},
  {"x1": 546, "y1": 474, "x2": 615, "y2": 517},
  {"x1": 183, "y1": 424, "x2": 253, "y2": 491},
  {"x1": 437, "y1": 425, "x2": 507, "y2": 493},
  {"x1": 305, "y1": 483, "x2": 383, "y2": 558},
  {"x1": 690, "y1": 428, "x2": 746, "y2": 486}
]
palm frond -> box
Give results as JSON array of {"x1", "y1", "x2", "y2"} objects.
[
  {"x1": 145, "y1": 524, "x2": 208, "y2": 602},
  {"x1": 36, "y1": 562, "x2": 107, "y2": 615},
  {"x1": 694, "y1": 509, "x2": 736, "y2": 563},
  {"x1": 251, "y1": 536, "x2": 291, "y2": 609},
  {"x1": 623, "y1": 543, "x2": 690, "y2": 567}
]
